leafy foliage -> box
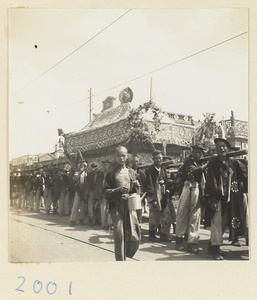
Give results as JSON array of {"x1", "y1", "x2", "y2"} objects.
[
  {"x1": 127, "y1": 100, "x2": 165, "y2": 147},
  {"x1": 193, "y1": 112, "x2": 225, "y2": 149}
]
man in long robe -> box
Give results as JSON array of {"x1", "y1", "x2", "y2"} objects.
[
  {"x1": 204, "y1": 138, "x2": 248, "y2": 260},
  {"x1": 103, "y1": 146, "x2": 141, "y2": 261}
]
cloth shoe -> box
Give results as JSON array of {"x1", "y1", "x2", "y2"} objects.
[
  {"x1": 187, "y1": 243, "x2": 199, "y2": 254},
  {"x1": 149, "y1": 230, "x2": 160, "y2": 242},
  {"x1": 212, "y1": 245, "x2": 224, "y2": 260},
  {"x1": 231, "y1": 237, "x2": 241, "y2": 247},
  {"x1": 160, "y1": 233, "x2": 171, "y2": 242},
  {"x1": 156, "y1": 225, "x2": 161, "y2": 236},
  {"x1": 176, "y1": 236, "x2": 184, "y2": 251}
]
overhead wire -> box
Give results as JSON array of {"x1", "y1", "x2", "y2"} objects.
[
  {"x1": 92, "y1": 31, "x2": 248, "y2": 97},
  {"x1": 10, "y1": 9, "x2": 132, "y2": 99},
  {"x1": 47, "y1": 30, "x2": 248, "y2": 113}
]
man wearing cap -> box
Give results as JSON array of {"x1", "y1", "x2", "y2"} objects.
[
  {"x1": 103, "y1": 146, "x2": 141, "y2": 261},
  {"x1": 175, "y1": 145, "x2": 208, "y2": 254},
  {"x1": 70, "y1": 160, "x2": 88, "y2": 226},
  {"x1": 145, "y1": 150, "x2": 172, "y2": 242},
  {"x1": 204, "y1": 138, "x2": 248, "y2": 260}
]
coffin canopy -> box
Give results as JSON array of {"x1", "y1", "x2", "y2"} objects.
[
  {"x1": 65, "y1": 103, "x2": 132, "y2": 155},
  {"x1": 64, "y1": 100, "x2": 194, "y2": 158}
]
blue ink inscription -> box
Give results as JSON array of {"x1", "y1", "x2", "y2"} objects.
[
  {"x1": 46, "y1": 282, "x2": 57, "y2": 295},
  {"x1": 15, "y1": 276, "x2": 25, "y2": 292},
  {"x1": 33, "y1": 280, "x2": 43, "y2": 294}
]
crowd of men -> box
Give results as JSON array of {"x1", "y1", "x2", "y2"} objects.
[
  {"x1": 9, "y1": 137, "x2": 248, "y2": 261},
  {"x1": 10, "y1": 158, "x2": 114, "y2": 229}
]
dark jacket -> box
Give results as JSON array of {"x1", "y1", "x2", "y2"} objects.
[
  {"x1": 134, "y1": 168, "x2": 147, "y2": 195},
  {"x1": 73, "y1": 171, "x2": 87, "y2": 198},
  {"x1": 204, "y1": 156, "x2": 248, "y2": 234},
  {"x1": 205, "y1": 156, "x2": 247, "y2": 205},
  {"x1": 85, "y1": 170, "x2": 100, "y2": 192},
  {"x1": 145, "y1": 164, "x2": 167, "y2": 198},
  {"x1": 179, "y1": 157, "x2": 204, "y2": 184},
  {"x1": 60, "y1": 169, "x2": 75, "y2": 193},
  {"x1": 177, "y1": 156, "x2": 206, "y2": 197},
  {"x1": 93, "y1": 171, "x2": 106, "y2": 200}
]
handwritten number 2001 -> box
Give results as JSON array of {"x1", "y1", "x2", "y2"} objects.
[{"x1": 15, "y1": 277, "x2": 72, "y2": 295}]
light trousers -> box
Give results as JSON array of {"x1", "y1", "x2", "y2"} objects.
[
  {"x1": 45, "y1": 189, "x2": 51, "y2": 213},
  {"x1": 35, "y1": 190, "x2": 41, "y2": 212},
  {"x1": 149, "y1": 204, "x2": 172, "y2": 236},
  {"x1": 88, "y1": 191, "x2": 95, "y2": 221},
  {"x1": 29, "y1": 192, "x2": 35, "y2": 211},
  {"x1": 70, "y1": 192, "x2": 86, "y2": 223},
  {"x1": 59, "y1": 190, "x2": 70, "y2": 215},
  {"x1": 210, "y1": 201, "x2": 229, "y2": 245},
  {"x1": 176, "y1": 181, "x2": 201, "y2": 244}
]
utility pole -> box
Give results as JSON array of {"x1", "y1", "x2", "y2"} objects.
[
  {"x1": 89, "y1": 88, "x2": 92, "y2": 122},
  {"x1": 150, "y1": 77, "x2": 153, "y2": 101}
]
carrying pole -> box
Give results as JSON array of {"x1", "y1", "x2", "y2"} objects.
[{"x1": 123, "y1": 196, "x2": 127, "y2": 261}]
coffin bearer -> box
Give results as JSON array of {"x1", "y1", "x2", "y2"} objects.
[
  {"x1": 103, "y1": 146, "x2": 141, "y2": 261},
  {"x1": 145, "y1": 150, "x2": 172, "y2": 242},
  {"x1": 70, "y1": 160, "x2": 88, "y2": 226},
  {"x1": 175, "y1": 145, "x2": 208, "y2": 254},
  {"x1": 204, "y1": 138, "x2": 248, "y2": 260}
]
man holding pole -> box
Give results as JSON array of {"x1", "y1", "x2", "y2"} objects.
[
  {"x1": 103, "y1": 146, "x2": 140, "y2": 261},
  {"x1": 204, "y1": 138, "x2": 248, "y2": 260},
  {"x1": 175, "y1": 145, "x2": 208, "y2": 254}
]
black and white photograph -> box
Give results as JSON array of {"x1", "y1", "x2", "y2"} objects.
[{"x1": 8, "y1": 7, "x2": 249, "y2": 265}]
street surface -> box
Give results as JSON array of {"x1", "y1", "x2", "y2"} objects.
[{"x1": 9, "y1": 208, "x2": 249, "y2": 262}]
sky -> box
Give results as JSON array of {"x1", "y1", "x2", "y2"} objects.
[{"x1": 8, "y1": 8, "x2": 248, "y2": 159}]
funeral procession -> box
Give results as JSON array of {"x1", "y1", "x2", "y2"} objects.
[
  {"x1": 9, "y1": 9, "x2": 248, "y2": 262},
  {"x1": 9, "y1": 93, "x2": 248, "y2": 262}
]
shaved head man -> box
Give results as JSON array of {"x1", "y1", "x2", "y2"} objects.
[{"x1": 103, "y1": 146, "x2": 141, "y2": 261}]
